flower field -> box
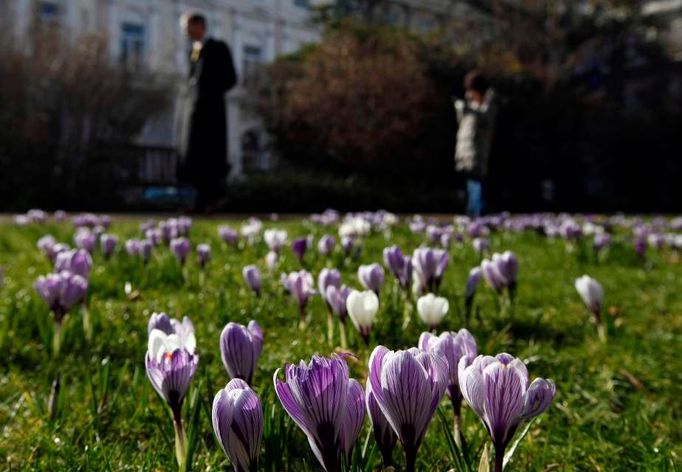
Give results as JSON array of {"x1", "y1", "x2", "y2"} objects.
[{"x1": 0, "y1": 211, "x2": 680, "y2": 471}]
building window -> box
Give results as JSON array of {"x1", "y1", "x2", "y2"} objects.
[
  {"x1": 120, "y1": 23, "x2": 145, "y2": 69},
  {"x1": 242, "y1": 45, "x2": 263, "y2": 86}
]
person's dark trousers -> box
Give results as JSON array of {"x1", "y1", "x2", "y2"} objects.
[
  {"x1": 194, "y1": 177, "x2": 225, "y2": 212},
  {"x1": 466, "y1": 178, "x2": 486, "y2": 217}
]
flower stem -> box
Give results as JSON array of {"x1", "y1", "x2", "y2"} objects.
[
  {"x1": 53, "y1": 320, "x2": 63, "y2": 358},
  {"x1": 173, "y1": 409, "x2": 187, "y2": 470},
  {"x1": 82, "y1": 303, "x2": 92, "y2": 342},
  {"x1": 326, "y1": 311, "x2": 334, "y2": 347},
  {"x1": 494, "y1": 444, "x2": 505, "y2": 472},
  {"x1": 405, "y1": 447, "x2": 417, "y2": 472},
  {"x1": 339, "y1": 320, "x2": 347, "y2": 350}
]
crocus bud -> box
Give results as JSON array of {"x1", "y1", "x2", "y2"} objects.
[
  {"x1": 170, "y1": 238, "x2": 191, "y2": 265},
  {"x1": 140, "y1": 239, "x2": 153, "y2": 264},
  {"x1": 264, "y1": 229, "x2": 288, "y2": 253},
  {"x1": 417, "y1": 293, "x2": 449, "y2": 330},
  {"x1": 358, "y1": 263, "x2": 384, "y2": 295},
  {"x1": 218, "y1": 226, "x2": 239, "y2": 246},
  {"x1": 35, "y1": 270, "x2": 88, "y2": 321},
  {"x1": 472, "y1": 237, "x2": 489, "y2": 255},
  {"x1": 383, "y1": 245, "x2": 412, "y2": 291},
  {"x1": 37, "y1": 235, "x2": 58, "y2": 262},
  {"x1": 74, "y1": 229, "x2": 97, "y2": 254},
  {"x1": 212, "y1": 379, "x2": 263, "y2": 472},
  {"x1": 575, "y1": 275, "x2": 604, "y2": 324},
  {"x1": 317, "y1": 234, "x2": 336, "y2": 256},
  {"x1": 346, "y1": 290, "x2": 379, "y2": 345},
  {"x1": 459, "y1": 353, "x2": 555, "y2": 471},
  {"x1": 54, "y1": 249, "x2": 92, "y2": 279},
  {"x1": 291, "y1": 236, "x2": 310, "y2": 263},
  {"x1": 318, "y1": 268, "x2": 341, "y2": 305},
  {"x1": 325, "y1": 285, "x2": 351, "y2": 322},
  {"x1": 100, "y1": 234, "x2": 118, "y2": 259},
  {"x1": 197, "y1": 243, "x2": 211, "y2": 269},
  {"x1": 242, "y1": 265, "x2": 261, "y2": 296},
  {"x1": 219, "y1": 321, "x2": 263, "y2": 384},
  {"x1": 265, "y1": 251, "x2": 278, "y2": 270}
]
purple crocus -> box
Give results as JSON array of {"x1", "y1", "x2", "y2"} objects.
[
  {"x1": 291, "y1": 236, "x2": 310, "y2": 263},
  {"x1": 54, "y1": 249, "x2": 92, "y2": 279},
  {"x1": 419, "y1": 330, "x2": 477, "y2": 434},
  {"x1": 358, "y1": 263, "x2": 384, "y2": 295},
  {"x1": 35, "y1": 271, "x2": 88, "y2": 356},
  {"x1": 274, "y1": 354, "x2": 360, "y2": 472},
  {"x1": 125, "y1": 239, "x2": 140, "y2": 256},
  {"x1": 340, "y1": 379, "x2": 366, "y2": 464},
  {"x1": 100, "y1": 234, "x2": 118, "y2": 259},
  {"x1": 242, "y1": 265, "x2": 261, "y2": 296},
  {"x1": 284, "y1": 270, "x2": 315, "y2": 320},
  {"x1": 220, "y1": 321, "x2": 263, "y2": 384},
  {"x1": 318, "y1": 268, "x2": 341, "y2": 305},
  {"x1": 480, "y1": 258, "x2": 506, "y2": 294},
  {"x1": 383, "y1": 245, "x2": 412, "y2": 291},
  {"x1": 37, "y1": 235, "x2": 57, "y2": 262},
  {"x1": 412, "y1": 247, "x2": 449, "y2": 294},
  {"x1": 35, "y1": 271, "x2": 88, "y2": 321},
  {"x1": 197, "y1": 243, "x2": 211, "y2": 269},
  {"x1": 368, "y1": 346, "x2": 448, "y2": 472},
  {"x1": 341, "y1": 236, "x2": 356, "y2": 257},
  {"x1": 318, "y1": 235, "x2": 336, "y2": 256},
  {"x1": 493, "y1": 251, "x2": 519, "y2": 300},
  {"x1": 458, "y1": 353, "x2": 556, "y2": 472},
  {"x1": 140, "y1": 239, "x2": 153, "y2": 264},
  {"x1": 212, "y1": 379, "x2": 263, "y2": 472},
  {"x1": 325, "y1": 285, "x2": 352, "y2": 322},
  {"x1": 74, "y1": 229, "x2": 97, "y2": 254},
  {"x1": 170, "y1": 237, "x2": 191, "y2": 265},
  {"x1": 148, "y1": 312, "x2": 174, "y2": 334},
  {"x1": 219, "y1": 226, "x2": 240, "y2": 246},
  {"x1": 146, "y1": 319, "x2": 198, "y2": 468},
  {"x1": 366, "y1": 382, "x2": 397, "y2": 467}
]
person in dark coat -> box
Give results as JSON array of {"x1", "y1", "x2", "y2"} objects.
[{"x1": 178, "y1": 12, "x2": 237, "y2": 212}]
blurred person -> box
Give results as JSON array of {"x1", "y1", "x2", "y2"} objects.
[
  {"x1": 178, "y1": 12, "x2": 237, "y2": 213},
  {"x1": 454, "y1": 71, "x2": 498, "y2": 217}
]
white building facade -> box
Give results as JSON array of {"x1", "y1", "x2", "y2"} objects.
[{"x1": 5, "y1": 0, "x2": 321, "y2": 178}]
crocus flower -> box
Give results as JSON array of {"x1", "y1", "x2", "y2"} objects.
[
  {"x1": 575, "y1": 275, "x2": 604, "y2": 325},
  {"x1": 212, "y1": 378, "x2": 263, "y2": 472},
  {"x1": 100, "y1": 234, "x2": 118, "y2": 258},
  {"x1": 74, "y1": 229, "x2": 97, "y2": 254},
  {"x1": 37, "y1": 235, "x2": 57, "y2": 262},
  {"x1": 140, "y1": 239, "x2": 153, "y2": 264},
  {"x1": 366, "y1": 382, "x2": 397, "y2": 467},
  {"x1": 54, "y1": 248, "x2": 92, "y2": 279},
  {"x1": 219, "y1": 226, "x2": 240, "y2": 246},
  {"x1": 125, "y1": 239, "x2": 140, "y2": 256},
  {"x1": 480, "y1": 258, "x2": 506, "y2": 293},
  {"x1": 341, "y1": 236, "x2": 357, "y2": 257},
  {"x1": 145, "y1": 325, "x2": 199, "y2": 468},
  {"x1": 368, "y1": 346, "x2": 448, "y2": 472},
  {"x1": 458, "y1": 353, "x2": 556, "y2": 472},
  {"x1": 346, "y1": 289, "x2": 379, "y2": 345},
  {"x1": 318, "y1": 234, "x2": 336, "y2": 256},
  {"x1": 593, "y1": 233, "x2": 612, "y2": 254},
  {"x1": 146, "y1": 228, "x2": 163, "y2": 246},
  {"x1": 492, "y1": 251, "x2": 519, "y2": 300},
  {"x1": 197, "y1": 243, "x2": 211, "y2": 269},
  {"x1": 264, "y1": 229, "x2": 288, "y2": 253},
  {"x1": 35, "y1": 271, "x2": 88, "y2": 321},
  {"x1": 170, "y1": 237, "x2": 191, "y2": 265},
  {"x1": 412, "y1": 247, "x2": 449, "y2": 294},
  {"x1": 416, "y1": 293, "x2": 449, "y2": 330},
  {"x1": 472, "y1": 237, "x2": 489, "y2": 256},
  {"x1": 358, "y1": 263, "x2": 385, "y2": 295},
  {"x1": 284, "y1": 270, "x2": 316, "y2": 320},
  {"x1": 220, "y1": 321, "x2": 263, "y2": 384},
  {"x1": 383, "y1": 245, "x2": 412, "y2": 291},
  {"x1": 325, "y1": 285, "x2": 352, "y2": 322},
  {"x1": 419, "y1": 329, "x2": 477, "y2": 434},
  {"x1": 318, "y1": 268, "x2": 342, "y2": 302},
  {"x1": 340, "y1": 379, "x2": 366, "y2": 464},
  {"x1": 274, "y1": 354, "x2": 359, "y2": 472},
  {"x1": 242, "y1": 265, "x2": 261, "y2": 296},
  {"x1": 291, "y1": 236, "x2": 310, "y2": 263},
  {"x1": 265, "y1": 250, "x2": 278, "y2": 269}
]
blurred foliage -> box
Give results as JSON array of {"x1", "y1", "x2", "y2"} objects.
[{"x1": 0, "y1": 23, "x2": 172, "y2": 209}]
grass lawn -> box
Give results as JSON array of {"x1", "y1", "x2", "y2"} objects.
[{"x1": 0, "y1": 215, "x2": 680, "y2": 471}]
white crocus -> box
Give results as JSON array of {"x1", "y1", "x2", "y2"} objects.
[
  {"x1": 417, "y1": 293, "x2": 449, "y2": 329},
  {"x1": 346, "y1": 290, "x2": 379, "y2": 343},
  {"x1": 574, "y1": 275, "x2": 603, "y2": 316},
  {"x1": 264, "y1": 229, "x2": 288, "y2": 252}
]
